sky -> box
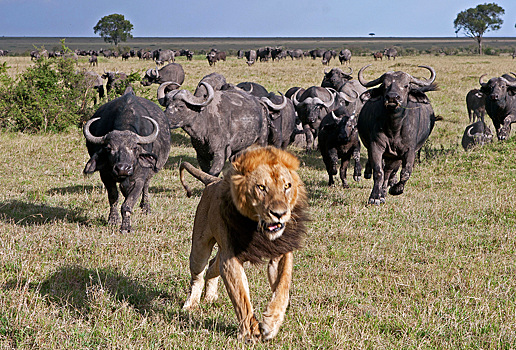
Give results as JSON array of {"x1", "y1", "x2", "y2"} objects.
[{"x1": 1, "y1": 0, "x2": 515, "y2": 38}]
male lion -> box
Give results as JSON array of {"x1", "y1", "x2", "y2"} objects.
[{"x1": 179, "y1": 146, "x2": 309, "y2": 342}]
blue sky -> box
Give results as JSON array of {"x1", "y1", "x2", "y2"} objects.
[{"x1": 1, "y1": 0, "x2": 515, "y2": 37}]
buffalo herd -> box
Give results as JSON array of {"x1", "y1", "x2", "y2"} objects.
[{"x1": 77, "y1": 46, "x2": 516, "y2": 234}]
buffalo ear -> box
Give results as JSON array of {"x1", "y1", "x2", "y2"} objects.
[
  {"x1": 84, "y1": 152, "x2": 100, "y2": 174},
  {"x1": 508, "y1": 87, "x2": 516, "y2": 96},
  {"x1": 408, "y1": 90, "x2": 431, "y2": 104},
  {"x1": 138, "y1": 153, "x2": 158, "y2": 170}
]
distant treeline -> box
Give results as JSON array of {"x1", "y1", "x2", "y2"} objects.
[{"x1": 1, "y1": 36, "x2": 516, "y2": 56}]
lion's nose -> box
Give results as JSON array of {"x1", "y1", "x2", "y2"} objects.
[{"x1": 270, "y1": 209, "x2": 287, "y2": 220}]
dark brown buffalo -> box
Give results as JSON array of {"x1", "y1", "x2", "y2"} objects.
[
  {"x1": 466, "y1": 89, "x2": 486, "y2": 123},
  {"x1": 479, "y1": 73, "x2": 516, "y2": 140},
  {"x1": 318, "y1": 106, "x2": 361, "y2": 188},
  {"x1": 141, "y1": 63, "x2": 185, "y2": 89},
  {"x1": 157, "y1": 81, "x2": 268, "y2": 176},
  {"x1": 83, "y1": 87, "x2": 171, "y2": 233},
  {"x1": 461, "y1": 120, "x2": 493, "y2": 150},
  {"x1": 357, "y1": 64, "x2": 438, "y2": 205}
]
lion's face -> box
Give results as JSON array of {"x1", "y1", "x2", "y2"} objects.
[{"x1": 228, "y1": 147, "x2": 303, "y2": 241}]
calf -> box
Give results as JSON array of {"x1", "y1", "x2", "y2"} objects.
[
  {"x1": 466, "y1": 89, "x2": 486, "y2": 123},
  {"x1": 319, "y1": 106, "x2": 361, "y2": 188},
  {"x1": 461, "y1": 120, "x2": 493, "y2": 150}
]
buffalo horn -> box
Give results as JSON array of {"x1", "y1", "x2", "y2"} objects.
[
  {"x1": 135, "y1": 116, "x2": 160, "y2": 144},
  {"x1": 409, "y1": 65, "x2": 436, "y2": 86},
  {"x1": 292, "y1": 88, "x2": 302, "y2": 107},
  {"x1": 479, "y1": 74, "x2": 488, "y2": 86},
  {"x1": 179, "y1": 82, "x2": 214, "y2": 107},
  {"x1": 83, "y1": 117, "x2": 104, "y2": 144},
  {"x1": 157, "y1": 81, "x2": 182, "y2": 106},
  {"x1": 261, "y1": 93, "x2": 288, "y2": 110},
  {"x1": 358, "y1": 64, "x2": 384, "y2": 87},
  {"x1": 322, "y1": 88, "x2": 336, "y2": 107}
]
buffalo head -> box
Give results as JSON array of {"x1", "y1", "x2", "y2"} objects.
[
  {"x1": 83, "y1": 116, "x2": 159, "y2": 180},
  {"x1": 157, "y1": 81, "x2": 215, "y2": 128},
  {"x1": 321, "y1": 67, "x2": 353, "y2": 90},
  {"x1": 358, "y1": 64, "x2": 437, "y2": 111}
]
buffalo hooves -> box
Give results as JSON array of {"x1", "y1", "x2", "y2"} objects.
[
  {"x1": 342, "y1": 182, "x2": 350, "y2": 189},
  {"x1": 368, "y1": 197, "x2": 385, "y2": 205},
  {"x1": 354, "y1": 175, "x2": 361, "y2": 182},
  {"x1": 389, "y1": 183, "x2": 405, "y2": 196}
]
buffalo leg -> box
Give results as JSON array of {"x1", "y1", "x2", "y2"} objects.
[
  {"x1": 352, "y1": 146, "x2": 362, "y2": 182},
  {"x1": 339, "y1": 155, "x2": 350, "y2": 189},
  {"x1": 119, "y1": 178, "x2": 146, "y2": 233},
  {"x1": 322, "y1": 148, "x2": 338, "y2": 186},
  {"x1": 261, "y1": 252, "x2": 293, "y2": 341},
  {"x1": 368, "y1": 148, "x2": 385, "y2": 205},
  {"x1": 389, "y1": 154, "x2": 414, "y2": 196},
  {"x1": 208, "y1": 152, "x2": 226, "y2": 177},
  {"x1": 139, "y1": 175, "x2": 153, "y2": 213},
  {"x1": 100, "y1": 171, "x2": 120, "y2": 225}
]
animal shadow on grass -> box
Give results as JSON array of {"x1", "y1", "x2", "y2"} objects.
[
  {"x1": 170, "y1": 130, "x2": 191, "y2": 146},
  {"x1": 2, "y1": 265, "x2": 238, "y2": 337},
  {"x1": 0, "y1": 199, "x2": 89, "y2": 226}
]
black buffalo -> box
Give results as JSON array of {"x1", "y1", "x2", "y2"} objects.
[
  {"x1": 84, "y1": 71, "x2": 105, "y2": 103},
  {"x1": 141, "y1": 63, "x2": 185, "y2": 90},
  {"x1": 83, "y1": 87, "x2": 171, "y2": 233},
  {"x1": 383, "y1": 47, "x2": 397, "y2": 60},
  {"x1": 479, "y1": 73, "x2": 516, "y2": 140},
  {"x1": 157, "y1": 81, "x2": 268, "y2": 176},
  {"x1": 206, "y1": 49, "x2": 226, "y2": 66},
  {"x1": 244, "y1": 50, "x2": 257, "y2": 66},
  {"x1": 292, "y1": 86, "x2": 335, "y2": 151},
  {"x1": 339, "y1": 49, "x2": 351, "y2": 65},
  {"x1": 155, "y1": 49, "x2": 175, "y2": 65},
  {"x1": 461, "y1": 120, "x2": 493, "y2": 150},
  {"x1": 357, "y1": 64, "x2": 438, "y2": 205},
  {"x1": 102, "y1": 71, "x2": 128, "y2": 96},
  {"x1": 318, "y1": 106, "x2": 362, "y2": 188},
  {"x1": 466, "y1": 89, "x2": 486, "y2": 123},
  {"x1": 236, "y1": 81, "x2": 269, "y2": 98}
]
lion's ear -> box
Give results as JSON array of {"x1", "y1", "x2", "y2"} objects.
[{"x1": 280, "y1": 152, "x2": 300, "y2": 172}]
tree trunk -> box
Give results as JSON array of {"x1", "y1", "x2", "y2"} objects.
[{"x1": 476, "y1": 36, "x2": 483, "y2": 55}]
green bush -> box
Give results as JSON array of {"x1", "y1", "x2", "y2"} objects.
[{"x1": 0, "y1": 58, "x2": 97, "y2": 133}]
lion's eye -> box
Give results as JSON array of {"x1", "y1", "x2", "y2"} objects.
[
  {"x1": 257, "y1": 184, "x2": 266, "y2": 192},
  {"x1": 284, "y1": 183, "x2": 292, "y2": 190}
]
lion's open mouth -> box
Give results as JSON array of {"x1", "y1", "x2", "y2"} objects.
[{"x1": 264, "y1": 222, "x2": 285, "y2": 233}]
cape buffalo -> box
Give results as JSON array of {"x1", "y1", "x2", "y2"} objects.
[
  {"x1": 141, "y1": 63, "x2": 185, "y2": 90},
  {"x1": 83, "y1": 87, "x2": 171, "y2": 233},
  {"x1": 479, "y1": 73, "x2": 516, "y2": 140},
  {"x1": 206, "y1": 49, "x2": 226, "y2": 66},
  {"x1": 102, "y1": 71, "x2": 127, "y2": 96},
  {"x1": 157, "y1": 81, "x2": 268, "y2": 176},
  {"x1": 357, "y1": 64, "x2": 438, "y2": 205},
  {"x1": 339, "y1": 49, "x2": 351, "y2": 65},
  {"x1": 461, "y1": 120, "x2": 493, "y2": 150},
  {"x1": 318, "y1": 106, "x2": 361, "y2": 188},
  {"x1": 466, "y1": 89, "x2": 486, "y2": 123}
]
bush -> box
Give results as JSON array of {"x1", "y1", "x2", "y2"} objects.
[{"x1": 0, "y1": 58, "x2": 97, "y2": 133}]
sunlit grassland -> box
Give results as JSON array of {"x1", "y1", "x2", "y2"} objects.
[{"x1": 0, "y1": 54, "x2": 515, "y2": 348}]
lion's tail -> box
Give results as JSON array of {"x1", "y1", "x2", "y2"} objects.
[{"x1": 179, "y1": 162, "x2": 220, "y2": 197}]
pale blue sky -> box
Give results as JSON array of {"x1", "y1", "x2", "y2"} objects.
[{"x1": 1, "y1": 0, "x2": 515, "y2": 37}]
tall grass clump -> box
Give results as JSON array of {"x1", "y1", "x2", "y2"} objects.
[{"x1": 0, "y1": 58, "x2": 96, "y2": 133}]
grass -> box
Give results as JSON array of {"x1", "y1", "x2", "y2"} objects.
[{"x1": 1, "y1": 53, "x2": 516, "y2": 348}]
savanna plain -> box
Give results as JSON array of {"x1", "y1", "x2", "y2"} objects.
[{"x1": 1, "y1": 47, "x2": 516, "y2": 349}]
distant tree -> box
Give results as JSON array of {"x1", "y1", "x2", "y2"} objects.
[
  {"x1": 454, "y1": 3, "x2": 504, "y2": 55},
  {"x1": 368, "y1": 33, "x2": 375, "y2": 37},
  {"x1": 93, "y1": 14, "x2": 133, "y2": 47}
]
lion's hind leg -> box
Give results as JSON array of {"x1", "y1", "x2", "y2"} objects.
[
  {"x1": 261, "y1": 252, "x2": 294, "y2": 341},
  {"x1": 204, "y1": 251, "x2": 221, "y2": 303},
  {"x1": 183, "y1": 237, "x2": 216, "y2": 310}
]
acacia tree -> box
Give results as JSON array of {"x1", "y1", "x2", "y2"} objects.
[
  {"x1": 93, "y1": 14, "x2": 133, "y2": 47},
  {"x1": 454, "y1": 3, "x2": 504, "y2": 55}
]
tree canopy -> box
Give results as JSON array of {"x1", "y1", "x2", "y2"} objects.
[
  {"x1": 454, "y1": 3, "x2": 504, "y2": 55},
  {"x1": 93, "y1": 14, "x2": 133, "y2": 47}
]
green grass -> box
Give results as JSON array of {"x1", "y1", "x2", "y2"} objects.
[{"x1": 1, "y1": 54, "x2": 516, "y2": 348}]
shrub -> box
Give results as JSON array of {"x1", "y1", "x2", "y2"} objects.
[{"x1": 0, "y1": 58, "x2": 97, "y2": 133}]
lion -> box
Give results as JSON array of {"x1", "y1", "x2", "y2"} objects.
[{"x1": 179, "y1": 146, "x2": 309, "y2": 342}]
